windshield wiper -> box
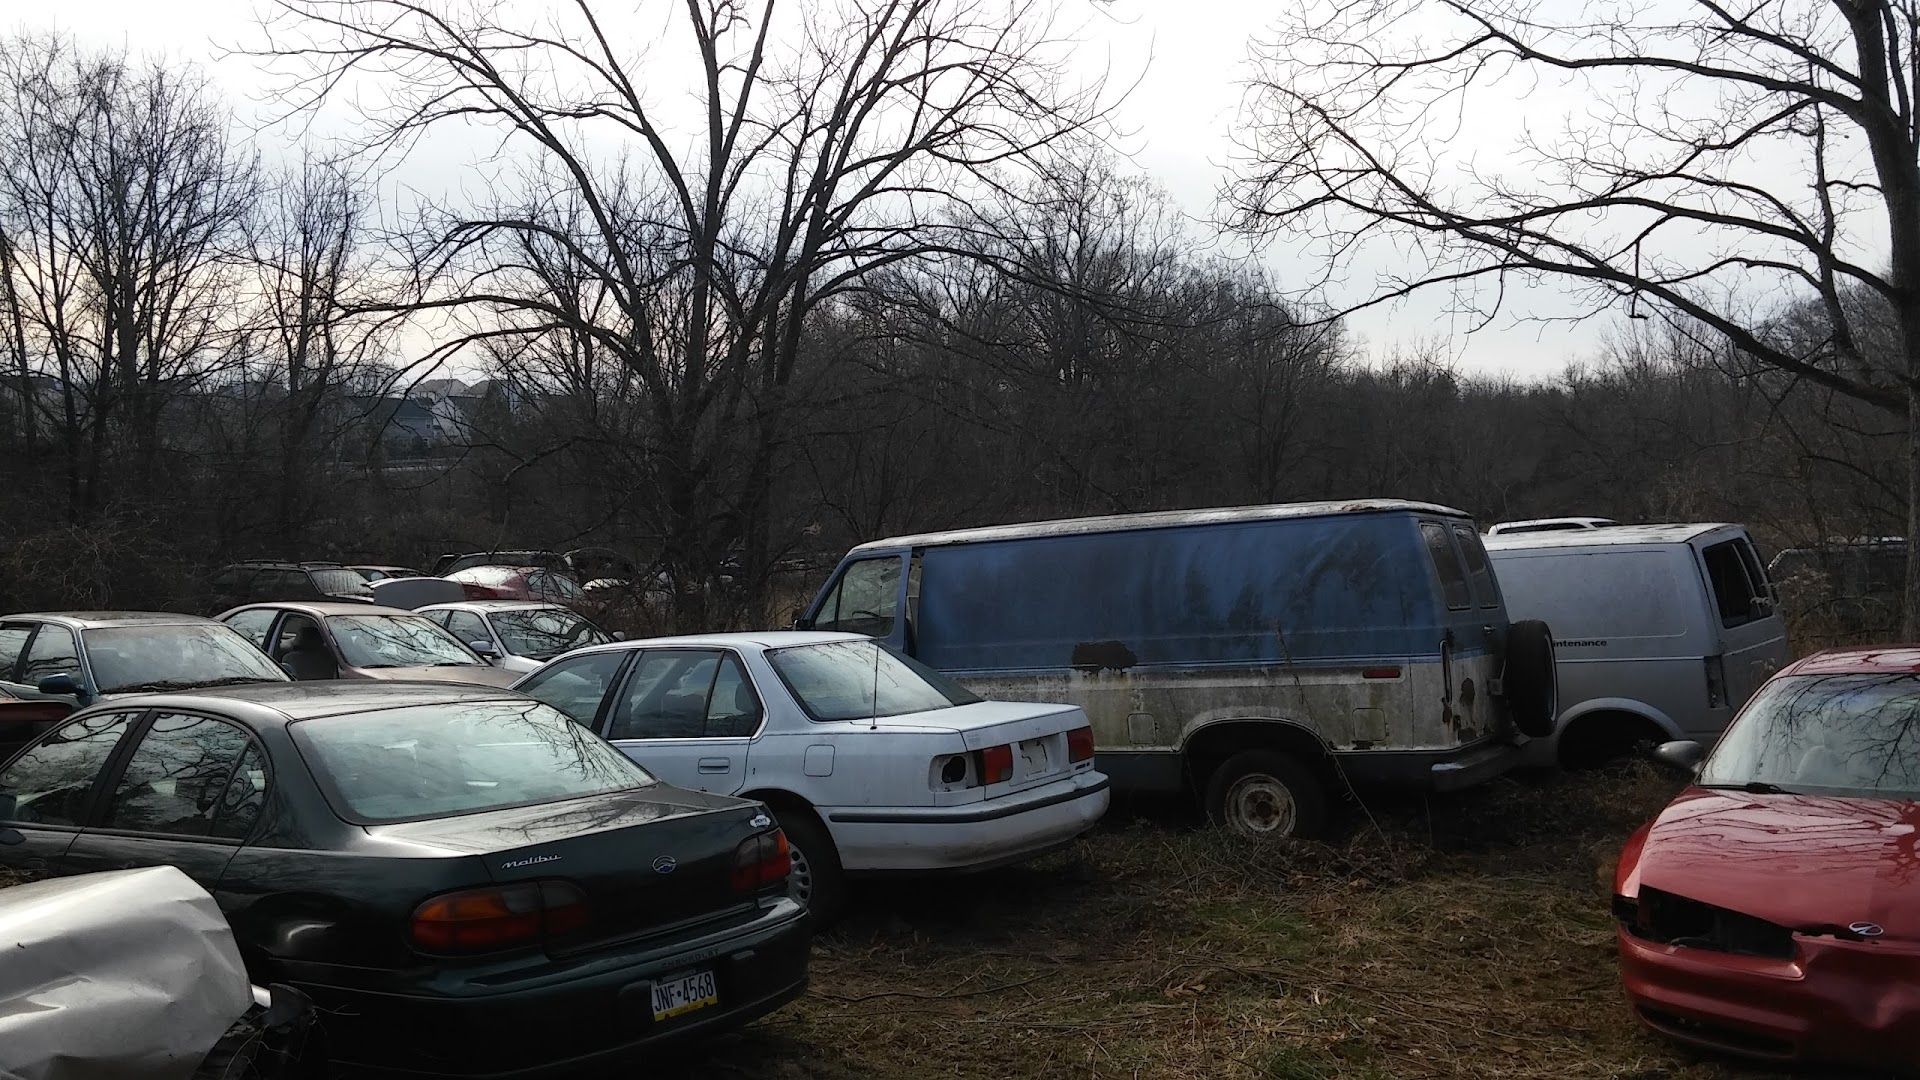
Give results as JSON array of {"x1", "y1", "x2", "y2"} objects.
[
  {"x1": 1699, "y1": 780, "x2": 1799, "y2": 795},
  {"x1": 431, "y1": 661, "x2": 480, "y2": 667},
  {"x1": 106, "y1": 676, "x2": 270, "y2": 693}
]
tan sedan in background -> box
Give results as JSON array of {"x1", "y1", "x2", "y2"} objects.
[{"x1": 214, "y1": 601, "x2": 520, "y2": 688}]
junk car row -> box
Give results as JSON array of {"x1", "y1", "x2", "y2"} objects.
[{"x1": 5, "y1": 498, "x2": 1910, "y2": 1076}]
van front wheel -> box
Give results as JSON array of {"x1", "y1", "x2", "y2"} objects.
[{"x1": 1205, "y1": 751, "x2": 1327, "y2": 840}]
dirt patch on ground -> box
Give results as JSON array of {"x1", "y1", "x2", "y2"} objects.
[{"x1": 666, "y1": 763, "x2": 1891, "y2": 1080}]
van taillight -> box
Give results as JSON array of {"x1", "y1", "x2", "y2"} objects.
[
  {"x1": 1067, "y1": 727, "x2": 1095, "y2": 763},
  {"x1": 979, "y1": 744, "x2": 1014, "y2": 785},
  {"x1": 410, "y1": 880, "x2": 587, "y2": 954},
  {"x1": 1705, "y1": 655, "x2": 1727, "y2": 708},
  {"x1": 731, "y1": 829, "x2": 790, "y2": 892}
]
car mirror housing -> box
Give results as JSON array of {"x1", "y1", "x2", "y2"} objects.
[
  {"x1": 1651, "y1": 740, "x2": 1706, "y2": 775},
  {"x1": 468, "y1": 640, "x2": 500, "y2": 659},
  {"x1": 35, "y1": 673, "x2": 81, "y2": 698}
]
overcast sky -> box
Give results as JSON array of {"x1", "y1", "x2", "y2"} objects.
[{"x1": 17, "y1": 0, "x2": 1617, "y2": 378}]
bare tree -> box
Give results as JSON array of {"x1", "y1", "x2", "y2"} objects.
[
  {"x1": 1228, "y1": 0, "x2": 1920, "y2": 634},
  {"x1": 250, "y1": 0, "x2": 1112, "y2": 626}
]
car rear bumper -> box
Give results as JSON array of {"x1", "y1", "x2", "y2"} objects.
[
  {"x1": 824, "y1": 771, "x2": 1110, "y2": 872},
  {"x1": 1618, "y1": 925, "x2": 1920, "y2": 1067},
  {"x1": 1333, "y1": 738, "x2": 1520, "y2": 792},
  {"x1": 279, "y1": 899, "x2": 810, "y2": 1078}
]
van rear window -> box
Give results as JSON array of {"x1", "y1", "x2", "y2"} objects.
[{"x1": 1421, "y1": 523, "x2": 1471, "y2": 610}]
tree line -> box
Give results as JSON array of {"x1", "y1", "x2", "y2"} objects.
[{"x1": 0, "y1": 2, "x2": 1909, "y2": 644}]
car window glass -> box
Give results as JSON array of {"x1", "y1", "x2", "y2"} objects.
[
  {"x1": 84, "y1": 624, "x2": 287, "y2": 694},
  {"x1": 705, "y1": 654, "x2": 762, "y2": 738},
  {"x1": 1420, "y1": 523, "x2": 1471, "y2": 611},
  {"x1": 274, "y1": 615, "x2": 323, "y2": 656},
  {"x1": 104, "y1": 713, "x2": 256, "y2": 838},
  {"x1": 1702, "y1": 540, "x2": 1760, "y2": 628},
  {"x1": 767, "y1": 640, "x2": 980, "y2": 722},
  {"x1": 0, "y1": 712, "x2": 138, "y2": 826},
  {"x1": 0, "y1": 625, "x2": 31, "y2": 681},
  {"x1": 446, "y1": 611, "x2": 489, "y2": 645},
  {"x1": 814, "y1": 558, "x2": 900, "y2": 637},
  {"x1": 492, "y1": 609, "x2": 609, "y2": 660},
  {"x1": 209, "y1": 742, "x2": 269, "y2": 840},
  {"x1": 607, "y1": 651, "x2": 720, "y2": 740},
  {"x1": 20, "y1": 625, "x2": 80, "y2": 686},
  {"x1": 1452, "y1": 525, "x2": 1499, "y2": 609},
  {"x1": 328, "y1": 615, "x2": 483, "y2": 668},
  {"x1": 222, "y1": 609, "x2": 277, "y2": 651},
  {"x1": 515, "y1": 651, "x2": 629, "y2": 726}
]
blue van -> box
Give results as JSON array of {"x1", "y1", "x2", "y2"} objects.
[{"x1": 798, "y1": 501, "x2": 1557, "y2": 838}]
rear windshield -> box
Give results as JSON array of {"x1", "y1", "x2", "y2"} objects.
[
  {"x1": 767, "y1": 639, "x2": 980, "y2": 723},
  {"x1": 327, "y1": 615, "x2": 485, "y2": 669},
  {"x1": 291, "y1": 700, "x2": 654, "y2": 823},
  {"x1": 492, "y1": 608, "x2": 610, "y2": 660},
  {"x1": 310, "y1": 569, "x2": 373, "y2": 597},
  {"x1": 83, "y1": 624, "x2": 289, "y2": 694}
]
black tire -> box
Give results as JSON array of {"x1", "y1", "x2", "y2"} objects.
[
  {"x1": 1504, "y1": 619, "x2": 1558, "y2": 738},
  {"x1": 772, "y1": 804, "x2": 847, "y2": 927},
  {"x1": 1203, "y1": 750, "x2": 1328, "y2": 840}
]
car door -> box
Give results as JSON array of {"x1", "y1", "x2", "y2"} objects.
[
  {"x1": 12, "y1": 622, "x2": 87, "y2": 707},
  {"x1": 601, "y1": 649, "x2": 764, "y2": 794},
  {"x1": 0, "y1": 710, "x2": 143, "y2": 878},
  {"x1": 61, "y1": 711, "x2": 265, "y2": 891}
]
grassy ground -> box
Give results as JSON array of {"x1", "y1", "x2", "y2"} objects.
[{"x1": 668, "y1": 763, "x2": 1895, "y2": 1080}]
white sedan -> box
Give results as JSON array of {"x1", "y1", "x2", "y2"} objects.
[
  {"x1": 415, "y1": 600, "x2": 615, "y2": 675},
  {"x1": 511, "y1": 631, "x2": 1110, "y2": 920}
]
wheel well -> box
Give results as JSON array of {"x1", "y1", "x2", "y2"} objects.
[
  {"x1": 1181, "y1": 720, "x2": 1334, "y2": 792},
  {"x1": 1557, "y1": 710, "x2": 1669, "y2": 768},
  {"x1": 741, "y1": 788, "x2": 821, "y2": 826}
]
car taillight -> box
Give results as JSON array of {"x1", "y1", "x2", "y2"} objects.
[
  {"x1": 979, "y1": 744, "x2": 1014, "y2": 785},
  {"x1": 1067, "y1": 726, "x2": 1095, "y2": 763},
  {"x1": 410, "y1": 880, "x2": 587, "y2": 954},
  {"x1": 731, "y1": 829, "x2": 790, "y2": 892},
  {"x1": 1704, "y1": 655, "x2": 1727, "y2": 708}
]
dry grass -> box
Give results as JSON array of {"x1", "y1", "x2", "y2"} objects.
[{"x1": 667, "y1": 764, "x2": 1897, "y2": 1080}]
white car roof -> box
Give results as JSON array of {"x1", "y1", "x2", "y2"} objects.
[
  {"x1": 418, "y1": 600, "x2": 568, "y2": 613},
  {"x1": 566, "y1": 630, "x2": 866, "y2": 656},
  {"x1": 1484, "y1": 523, "x2": 1742, "y2": 551}
]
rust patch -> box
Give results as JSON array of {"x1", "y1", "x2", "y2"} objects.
[{"x1": 1070, "y1": 640, "x2": 1138, "y2": 672}]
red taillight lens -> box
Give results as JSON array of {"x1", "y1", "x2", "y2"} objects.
[
  {"x1": 979, "y1": 744, "x2": 1013, "y2": 785},
  {"x1": 409, "y1": 880, "x2": 587, "y2": 954},
  {"x1": 1066, "y1": 726, "x2": 1095, "y2": 763},
  {"x1": 731, "y1": 829, "x2": 790, "y2": 892}
]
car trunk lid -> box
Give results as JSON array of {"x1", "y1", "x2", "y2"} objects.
[
  {"x1": 883, "y1": 699, "x2": 1092, "y2": 795},
  {"x1": 365, "y1": 785, "x2": 765, "y2": 946}
]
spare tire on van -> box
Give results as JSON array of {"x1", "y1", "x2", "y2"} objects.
[{"x1": 1504, "y1": 620, "x2": 1557, "y2": 738}]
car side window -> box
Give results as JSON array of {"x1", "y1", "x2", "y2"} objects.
[
  {"x1": 20, "y1": 625, "x2": 80, "y2": 686},
  {"x1": 705, "y1": 653, "x2": 764, "y2": 738},
  {"x1": 813, "y1": 557, "x2": 900, "y2": 638},
  {"x1": 1451, "y1": 525, "x2": 1499, "y2": 609},
  {"x1": 0, "y1": 712, "x2": 139, "y2": 826},
  {"x1": 209, "y1": 743, "x2": 269, "y2": 840},
  {"x1": 222, "y1": 609, "x2": 277, "y2": 651},
  {"x1": 515, "y1": 651, "x2": 629, "y2": 726},
  {"x1": 103, "y1": 713, "x2": 258, "y2": 839},
  {"x1": 1702, "y1": 540, "x2": 1763, "y2": 628},
  {"x1": 607, "y1": 650, "x2": 720, "y2": 740},
  {"x1": 446, "y1": 611, "x2": 489, "y2": 646},
  {"x1": 1420, "y1": 523, "x2": 1472, "y2": 611},
  {"x1": 0, "y1": 624, "x2": 31, "y2": 681}
]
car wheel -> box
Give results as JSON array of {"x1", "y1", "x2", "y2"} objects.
[
  {"x1": 1204, "y1": 750, "x2": 1327, "y2": 840},
  {"x1": 772, "y1": 806, "x2": 846, "y2": 927}
]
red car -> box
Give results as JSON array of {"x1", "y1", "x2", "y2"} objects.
[
  {"x1": 1614, "y1": 646, "x2": 1920, "y2": 1069},
  {"x1": 444, "y1": 565, "x2": 588, "y2": 609}
]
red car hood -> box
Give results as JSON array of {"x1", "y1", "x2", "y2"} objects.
[{"x1": 1632, "y1": 788, "x2": 1920, "y2": 941}]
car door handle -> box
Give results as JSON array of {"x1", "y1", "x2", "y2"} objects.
[{"x1": 697, "y1": 757, "x2": 731, "y2": 774}]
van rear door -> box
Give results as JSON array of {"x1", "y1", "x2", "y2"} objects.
[{"x1": 1694, "y1": 533, "x2": 1787, "y2": 713}]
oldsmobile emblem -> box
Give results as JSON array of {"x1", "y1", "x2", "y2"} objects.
[{"x1": 652, "y1": 855, "x2": 677, "y2": 874}]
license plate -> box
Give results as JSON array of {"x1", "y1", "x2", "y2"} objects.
[{"x1": 650, "y1": 970, "x2": 719, "y2": 1021}]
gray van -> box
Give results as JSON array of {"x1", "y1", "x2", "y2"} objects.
[
  {"x1": 798, "y1": 501, "x2": 1558, "y2": 838},
  {"x1": 1484, "y1": 524, "x2": 1790, "y2": 767}
]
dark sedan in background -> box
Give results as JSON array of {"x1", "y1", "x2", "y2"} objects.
[{"x1": 0, "y1": 682, "x2": 809, "y2": 1076}]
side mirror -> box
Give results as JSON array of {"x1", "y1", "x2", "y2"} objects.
[
  {"x1": 611, "y1": 631, "x2": 626, "y2": 641},
  {"x1": 36, "y1": 673, "x2": 81, "y2": 698},
  {"x1": 468, "y1": 640, "x2": 500, "y2": 659},
  {"x1": 1651, "y1": 740, "x2": 1707, "y2": 775}
]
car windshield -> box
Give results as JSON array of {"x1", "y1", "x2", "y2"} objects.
[
  {"x1": 311, "y1": 569, "x2": 373, "y2": 597},
  {"x1": 291, "y1": 699, "x2": 655, "y2": 823},
  {"x1": 83, "y1": 624, "x2": 289, "y2": 694},
  {"x1": 491, "y1": 609, "x2": 610, "y2": 660},
  {"x1": 326, "y1": 615, "x2": 485, "y2": 669},
  {"x1": 766, "y1": 639, "x2": 980, "y2": 723},
  {"x1": 1702, "y1": 673, "x2": 1920, "y2": 797}
]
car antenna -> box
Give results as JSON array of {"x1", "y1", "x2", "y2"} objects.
[{"x1": 869, "y1": 639, "x2": 881, "y2": 731}]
